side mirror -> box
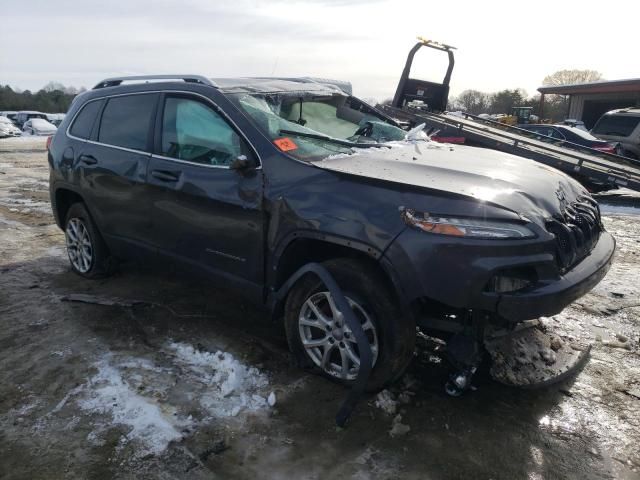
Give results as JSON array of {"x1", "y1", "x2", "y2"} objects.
[{"x1": 229, "y1": 154, "x2": 251, "y2": 170}]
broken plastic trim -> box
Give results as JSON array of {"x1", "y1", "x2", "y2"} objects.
[{"x1": 277, "y1": 262, "x2": 373, "y2": 427}]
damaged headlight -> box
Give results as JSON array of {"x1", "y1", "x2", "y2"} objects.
[{"x1": 401, "y1": 208, "x2": 536, "y2": 239}]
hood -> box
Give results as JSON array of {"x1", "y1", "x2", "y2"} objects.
[{"x1": 314, "y1": 141, "x2": 588, "y2": 223}]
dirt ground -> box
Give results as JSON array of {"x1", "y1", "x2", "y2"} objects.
[{"x1": 1, "y1": 137, "x2": 639, "y2": 480}]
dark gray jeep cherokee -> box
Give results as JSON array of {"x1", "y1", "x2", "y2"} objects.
[{"x1": 48, "y1": 75, "x2": 615, "y2": 391}]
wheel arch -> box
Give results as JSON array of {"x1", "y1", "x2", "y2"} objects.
[
  {"x1": 52, "y1": 187, "x2": 85, "y2": 229},
  {"x1": 268, "y1": 233, "x2": 407, "y2": 322}
]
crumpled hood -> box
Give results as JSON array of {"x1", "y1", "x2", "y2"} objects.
[{"x1": 314, "y1": 141, "x2": 588, "y2": 222}]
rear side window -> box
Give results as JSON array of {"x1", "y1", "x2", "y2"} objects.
[
  {"x1": 592, "y1": 115, "x2": 640, "y2": 137},
  {"x1": 69, "y1": 100, "x2": 103, "y2": 139},
  {"x1": 98, "y1": 94, "x2": 157, "y2": 151}
]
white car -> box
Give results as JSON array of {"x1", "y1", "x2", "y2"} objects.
[
  {"x1": 0, "y1": 116, "x2": 22, "y2": 137},
  {"x1": 46, "y1": 113, "x2": 66, "y2": 127},
  {"x1": 23, "y1": 118, "x2": 57, "y2": 136}
]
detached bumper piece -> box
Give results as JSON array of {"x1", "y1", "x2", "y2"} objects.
[{"x1": 484, "y1": 321, "x2": 590, "y2": 388}]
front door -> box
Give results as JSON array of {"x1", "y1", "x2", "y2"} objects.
[{"x1": 146, "y1": 93, "x2": 264, "y2": 289}]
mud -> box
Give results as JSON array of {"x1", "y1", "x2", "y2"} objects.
[{"x1": 1, "y1": 137, "x2": 639, "y2": 479}]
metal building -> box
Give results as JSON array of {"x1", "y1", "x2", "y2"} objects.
[{"x1": 538, "y1": 78, "x2": 640, "y2": 129}]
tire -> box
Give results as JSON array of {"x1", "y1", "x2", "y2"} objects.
[
  {"x1": 284, "y1": 258, "x2": 415, "y2": 392},
  {"x1": 64, "y1": 202, "x2": 115, "y2": 278}
]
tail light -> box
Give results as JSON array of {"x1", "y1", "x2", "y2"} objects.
[
  {"x1": 431, "y1": 136, "x2": 466, "y2": 144},
  {"x1": 592, "y1": 144, "x2": 615, "y2": 154},
  {"x1": 46, "y1": 135, "x2": 53, "y2": 150}
]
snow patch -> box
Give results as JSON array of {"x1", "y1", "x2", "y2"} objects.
[
  {"x1": 167, "y1": 342, "x2": 270, "y2": 417},
  {"x1": 78, "y1": 356, "x2": 188, "y2": 456},
  {"x1": 374, "y1": 390, "x2": 398, "y2": 415},
  {"x1": 600, "y1": 204, "x2": 640, "y2": 216}
]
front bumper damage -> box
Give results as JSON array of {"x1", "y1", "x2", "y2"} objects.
[
  {"x1": 384, "y1": 221, "x2": 615, "y2": 392},
  {"x1": 494, "y1": 232, "x2": 615, "y2": 321},
  {"x1": 384, "y1": 229, "x2": 615, "y2": 324}
]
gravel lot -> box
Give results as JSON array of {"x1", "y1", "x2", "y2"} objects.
[{"x1": 1, "y1": 137, "x2": 639, "y2": 479}]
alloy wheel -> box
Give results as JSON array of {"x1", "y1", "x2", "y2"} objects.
[
  {"x1": 298, "y1": 291, "x2": 378, "y2": 380},
  {"x1": 65, "y1": 218, "x2": 93, "y2": 273}
]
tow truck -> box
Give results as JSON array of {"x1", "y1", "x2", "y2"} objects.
[{"x1": 380, "y1": 38, "x2": 640, "y2": 193}]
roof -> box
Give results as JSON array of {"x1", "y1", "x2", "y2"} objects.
[
  {"x1": 212, "y1": 77, "x2": 352, "y2": 95},
  {"x1": 91, "y1": 75, "x2": 353, "y2": 96},
  {"x1": 603, "y1": 107, "x2": 640, "y2": 115},
  {"x1": 538, "y1": 78, "x2": 640, "y2": 95}
]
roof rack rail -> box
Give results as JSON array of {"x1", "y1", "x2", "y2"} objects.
[{"x1": 92, "y1": 75, "x2": 216, "y2": 90}]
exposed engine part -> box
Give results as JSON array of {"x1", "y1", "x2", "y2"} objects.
[
  {"x1": 445, "y1": 366, "x2": 478, "y2": 397},
  {"x1": 443, "y1": 315, "x2": 486, "y2": 396}
]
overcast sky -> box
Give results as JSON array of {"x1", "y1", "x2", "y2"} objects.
[{"x1": 1, "y1": 0, "x2": 638, "y2": 100}]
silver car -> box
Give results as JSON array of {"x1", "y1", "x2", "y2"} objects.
[
  {"x1": 591, "y1": 107, "x2": 640, "y2": 159},
  {"x1": 22, "y1": 118, "x2": 58, "y2": 136},
  {"x1": 0, "y1": 116, "x2": 22, "y2": 137}
]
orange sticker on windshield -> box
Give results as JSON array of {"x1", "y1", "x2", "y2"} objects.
[{"x1": 274, "y1": 137, "x2": 298, "y2": 152}]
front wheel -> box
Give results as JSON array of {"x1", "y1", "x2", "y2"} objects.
[{"x1": 284, "y1": 258, "x2": 415, "y2": 392}]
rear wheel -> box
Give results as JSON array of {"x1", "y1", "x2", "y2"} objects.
[
  {"x1": 64, "y1": 203, "x2": 115, "y2": 278},
  {"x1": 285, "y1": 258, "x2": 415, "y2": 391}
]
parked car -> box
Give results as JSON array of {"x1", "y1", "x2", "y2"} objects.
[
  {"x1": 0, "y1": 115, "x2": 22, "y2": 137},
  {"x1": 15, "y1": 110, "x2": 48, "y2": 127},
  {"x1": 46, "y1": 113, "x2": 66, "y2": 127},
  {"x1": 561, "y1": 119, "x2": 588, "y2": 131},
  {"x1": 591, "y1": 107, "x2": 640, "y2": 159},
  {"x1": 23, "y1": 118, "x2": 57, "y2": 136},
  {"x1": 519, "y1": 124, "x2": 620, "y2": 155},
  {"x1": 48, "y1": 75, "x2": 615, "y2": 390},
  {"x1": 0, "y1": 111, "x2": 18, "y2": 125}
]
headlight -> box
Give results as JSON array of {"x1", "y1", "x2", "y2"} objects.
[{"x1": 401, "y1": 208, "x2": 536, "y2": 239}]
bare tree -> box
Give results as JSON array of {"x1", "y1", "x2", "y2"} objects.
[
  {"x1": 540, "y1": 70, "x2": 603, "y2": 121},
  {"x1": 542, "y1": 70, "x2": 604, "y2": 86},
  {"x1": 42, "y1": 81, "x2": 66, "y2": 92},
  {"x1": 454, "y1": 89, "x2": 491, "y2": 114}
]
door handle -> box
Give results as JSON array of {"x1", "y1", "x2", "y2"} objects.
[
  {"x1": 151, "y1": 170, "x2": 180, "y2": 182},
  {"x1": 79, "y1": 154, "x2": 97, "y2": 165}
]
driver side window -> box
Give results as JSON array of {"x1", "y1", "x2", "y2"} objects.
[{"x1": 161, "y1": 96, "x2": 242, "y2": 167}]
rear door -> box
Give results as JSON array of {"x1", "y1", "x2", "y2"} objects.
[
  {"x1": 75, "y1": 92, "x2": 158, "y2": 252},
  {"x1": 146, "y1": 92, "x2": 264, "y2": 289}
]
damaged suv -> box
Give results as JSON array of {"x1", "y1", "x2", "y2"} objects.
[{"x1": 48, "y1": 75, "x2": 615, "y2": 392}]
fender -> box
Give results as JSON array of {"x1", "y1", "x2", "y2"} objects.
[
  {"x1": 267, "y1": 230, "x2": 381, "y2": 300},
  {"x1": 267, "y1": 229, "x2": 413, "y2": 321},
  {"x1": 50, "y1": 181, "x2": 87, "y2": 228}
]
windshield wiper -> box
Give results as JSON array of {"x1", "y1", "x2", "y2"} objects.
[{"x1": 279, "y1": 129, "x2": 388, "y2": 149}]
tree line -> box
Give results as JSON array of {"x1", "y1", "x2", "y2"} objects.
[
  {"x1": 2, "y1": 69, "x2": 603, "y2": 120},
  {"x1": 0, "y1": 82, "x2": 86, "y2": 113},
  {"x1": 447, "y1": 70, "x2": 603, "y2": 121}
]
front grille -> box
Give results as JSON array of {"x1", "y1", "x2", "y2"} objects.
[{"x1": 546, "y1": 195, "x2": 602, "y2": 272}]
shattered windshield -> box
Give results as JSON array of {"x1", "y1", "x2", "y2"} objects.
[{"x1": 228, "y1": 92, "x2": 407, "y2": 161}]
